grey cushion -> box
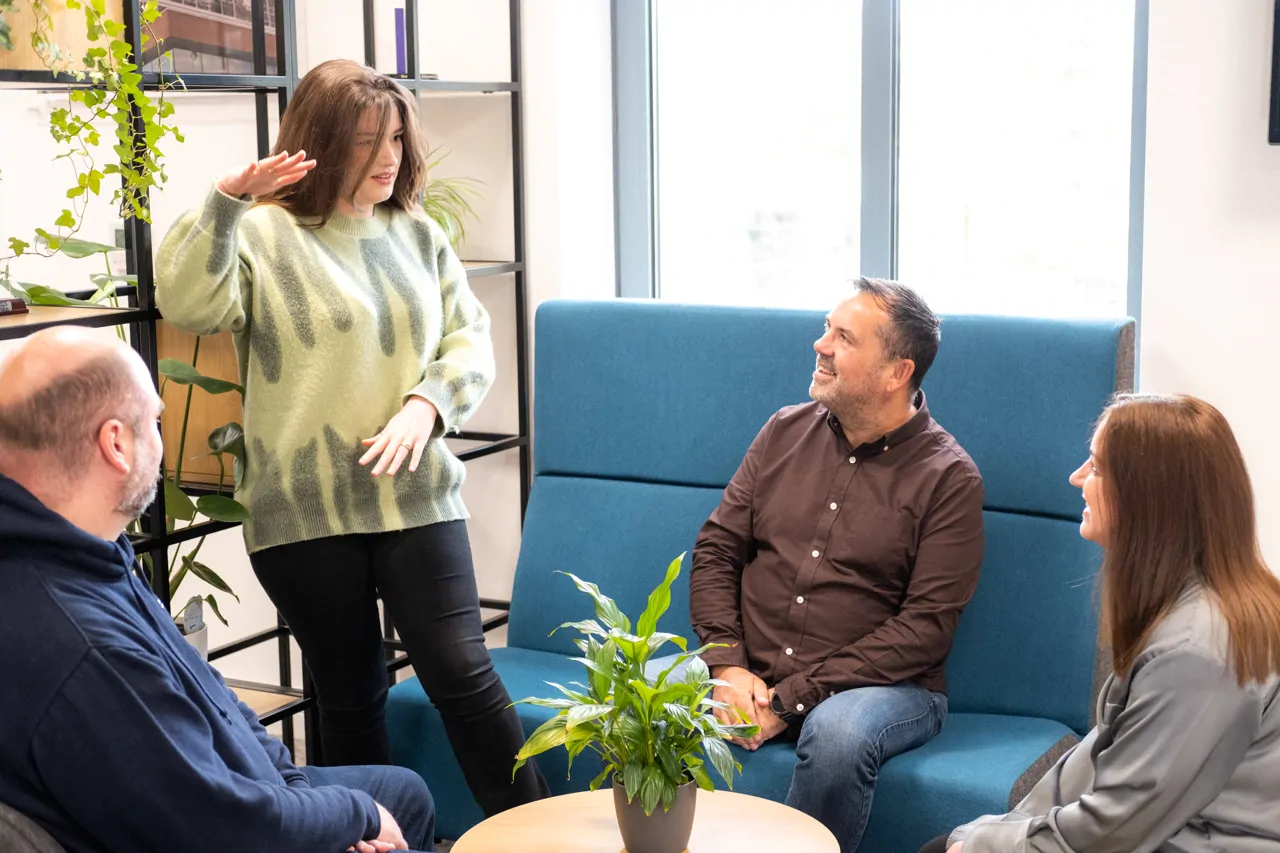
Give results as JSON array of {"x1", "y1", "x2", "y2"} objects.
[{"x1": 0, "y1": 805, "x2": 66, "y2": 853}]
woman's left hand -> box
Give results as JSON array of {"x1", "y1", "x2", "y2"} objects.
[{"x1": 359, "y1": 397, "x2": 439, "y2": 476}]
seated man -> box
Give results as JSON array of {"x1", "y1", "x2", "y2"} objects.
[
  {"x1": 0, "y1": 327, "x2": 435, "y2": 853},
  {"x1": 690, "y1": 279, "x2": 985, "y2": 853}
]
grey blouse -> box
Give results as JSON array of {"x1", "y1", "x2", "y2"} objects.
[{"x1": 952, "y1": 586, "x2": 1280, "y2": 853}]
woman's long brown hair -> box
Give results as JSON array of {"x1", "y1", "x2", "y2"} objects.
[
  {"x1": 258, "y1": 59, "x2": 427, "y2": 226},
  {"x1": 1098, "y1": 394, "x2": 1280, "y2": 684}
]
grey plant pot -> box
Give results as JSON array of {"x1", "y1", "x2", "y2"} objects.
[{"x1": 612, "y1": 778, "x2": 697, "y2": 853}]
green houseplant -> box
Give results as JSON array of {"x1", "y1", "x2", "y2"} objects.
[{"x1": 512, "y1": 554, "x2": 758, "y2": 853}]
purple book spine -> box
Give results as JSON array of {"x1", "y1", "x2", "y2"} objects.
[{"x1": 395, "y1": 8, "x2": 406, "y2": 75}]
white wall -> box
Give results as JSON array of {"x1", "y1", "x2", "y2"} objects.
[{"x1": 1141, "y1": 0, "x2": 1280, "y2": 564}]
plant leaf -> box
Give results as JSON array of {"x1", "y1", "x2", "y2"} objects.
[
  {"x1": 203, "y1": 594, "x2": 228, "y2": 626},
  {"x1": 544, "y1": 681, "x2": 593, "y2": 704},
  {"x1": 207, "y1": 421, "x2": 245, "y2": 459},
  {"x1": 158, "y1": 359, "x2": 243, "y2": 396},
  {"x1": 645, "y1": 631, "x2": 688, "y2": 659},
  {"x1": 638, "y1": 764, "x2": 664, "y2": 816},
  {"x1": 558, "y1": 571, "x2": 631, "y2": 633},
  {"x1": 195, "y1": 494, "x2": 249, "y2": 522},
  {"x1": 588, "y1": 765, "x2": 613, "y2": 791},
  {"x1": 515, "y1": 715, "x2": 569, "y2": 760},
  {"x1": 511, "y1": 697, "x2": 575, "y2": 710},
  {"x1": 684, "y1": 656, "x2": 711, "y2": 687},
  {"x1": 636, "y1": 552, "x2": 684, "y2": 638},
  {"x1": 688, "y1": 761, "x2": 715, "y2": 792},
  {"x1": 57, "y1": 236, "x2": 120, "y2": 257},
  {"x1": 566, "y1": 703, "x2": 613, "y2": 730},
  {"x1": 622, "y1": 760, "x2": 644, "y2": 803},
  {"x1": 163, "y1": 479, "x2": 196, "y2": 521},
  {"x1": 551, "y1": 618, "x2": 606, "y2": 638},
  {"x1": 702, "y1": 735, "x2": 736, "y2": 789},
  {"x1": 663, "y1": 702, "x2": 698, "y2": 732},
  {"x1": 184, "y1": 557, "x2": 240, "y2": 602}
]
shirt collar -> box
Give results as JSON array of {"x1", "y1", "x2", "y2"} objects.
[{"x1": 825, "y1": 390, "x2": 931, "y2": 457}]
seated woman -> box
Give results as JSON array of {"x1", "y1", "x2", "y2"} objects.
[{"x1": 923, "y1": 393, "x2": 1280, "y2": 853}]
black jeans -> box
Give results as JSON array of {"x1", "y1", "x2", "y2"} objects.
[{"x1": 251, "y1": 520, "x2": 549, "y2": 817}]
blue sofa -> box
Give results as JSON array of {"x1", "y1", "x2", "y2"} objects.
[{"x1": 387, "y1": 300, "x2": 1135, "y2": 850}]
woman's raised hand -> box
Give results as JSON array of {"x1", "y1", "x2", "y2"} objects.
[{"x1": 216, "y1": 150, "x2": 316, "y2": 199}]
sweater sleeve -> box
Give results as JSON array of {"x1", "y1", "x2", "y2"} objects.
[
  {"x1": 154, "y1": 185, "x2": 255, "y2": 336},
  {"x1": 31, "y1": 647, "x2": 380, "y2": 852},
  {"x1": 222, "y1": 673, "x2": 309, "y2": 789},
  {"x1": 404, "y1": 218, "x2": 496, "y2": 438},
  {"x1": 962, "y1": 648, "x2": 1260, "y2": 853}
]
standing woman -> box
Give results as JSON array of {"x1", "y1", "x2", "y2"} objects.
[
  {"x1": 155, "y1": 59, "x2": 548, "y2": 815},
  {"x1": 922, "y1": 394, "x2": 1280, "y2": 853}
]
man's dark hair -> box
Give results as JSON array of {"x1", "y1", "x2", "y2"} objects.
[
  {"x1": 852, "y1": 277, "x2": 941, "y2": 393},
  {"x1": 0, "y1": 354, "x2": 146, "y2": 469}
]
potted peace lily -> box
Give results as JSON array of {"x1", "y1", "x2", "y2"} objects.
[{"x1": 513, "y1": 554, "x2": 758, "y2": 853}]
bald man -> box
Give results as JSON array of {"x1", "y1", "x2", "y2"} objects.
[{"x1": 0, "y1": 329, "x2": 437, "y2": 853}]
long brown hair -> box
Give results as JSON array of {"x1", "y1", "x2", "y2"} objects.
[
  {"x1": 1098, "y1": 393, "x2": 1280, "y2": 684},
  {"x1": 259, "y1": 59, "x2": 427, "y2": 225}
]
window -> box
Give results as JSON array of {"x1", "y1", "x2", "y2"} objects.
[
  {"x1": 652, "y1": 0, "x2": 861, "y2": 309},
  {"x1": 634, "y1": 1, "x2": 1142, "y2": 319},
  {"x1": 897, "y1": 0, "x2": 1136, "y2": 318}
]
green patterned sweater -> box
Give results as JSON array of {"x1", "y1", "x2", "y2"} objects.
[{"x1": 155, "y1": 187, "x2": 495, "y2": 554}]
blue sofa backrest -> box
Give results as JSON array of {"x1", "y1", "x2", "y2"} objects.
[{"x1": 509, "y1": 300, "x2": 1134, "y2": 735}]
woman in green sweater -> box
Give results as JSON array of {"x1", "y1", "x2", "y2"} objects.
[{"x1": 155, "y1": 59, "x2": 548, "y2": 816}]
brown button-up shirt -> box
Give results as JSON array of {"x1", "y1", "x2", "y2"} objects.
[{"x1": 690, "y1": 393, "x2": 984, "y2": 717}]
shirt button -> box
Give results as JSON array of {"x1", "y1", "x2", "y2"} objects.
[
  {"x1": 785, "y1": 648, "x2": 794, "y2": 656},
  {"x1": 796, "y1": 596, "x2": 805, "y2": 604},
  {"x1": 829, "y1": 502, "x2": 838, "y2": 510},
  {"x1": 848, "y1": 456, "x2": 856, "y2": 464},
  {"x1": 796, "y1": 703, "x2": 805, "y2": 712},
  {"x1": 811, "y1": 549, "x2": 820, "y2": 558}
]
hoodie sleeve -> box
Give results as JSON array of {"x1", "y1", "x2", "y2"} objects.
[
  {"x1": 31, "y1": 647, "x2": 379, "y2": 853},
  {"x1": 224, "y1": 678, "x2": 309, "y2": 789}
]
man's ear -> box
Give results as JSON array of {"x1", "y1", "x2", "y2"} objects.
[
  {"x1": 96, "y1": 418, "x2": 132, "y2": 475},
  {"x1": 885, "y1": 358, "x2": 916, "y2": 394}
]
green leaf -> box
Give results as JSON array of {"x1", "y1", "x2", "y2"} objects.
[
  {"x1": 163, "y1": 479, "x2": 196, "y2": 521},
  {"x1": 516, "y1": 715, "x2": 569, "y2": 760},
  {"x1": 688, "y1": 761, "x2": 715, "y2": 792},
  {"x1": 57, "y1": 236, "x2": 120, "y2": 257},
  {"x1": 7, "y1": 237, "x2": 29, "y2": 256},
  {"x1": 53, "y1": 209, "x2": 76, "y2": 229},
  {"x1": 543, "y1": 681, "x2": 593, "y2": 704},
  {"x1": 684, "y1": 656, "x2": 711, "y2": 687},
  {"x1": 20, "y1": 285, "x2": 104, "y2": 308},
  {"x1": 551, "y1": 618, "x2": 607, "y2": 639},
  {"x1": 158, "y1": 359, "x2": 244, "y2": 396},
  {"x1": 184, "y1": 557, "x2": 239, "y2": 601},
  {"x1": 557, "y1": 572, "x2": 631, "y2": 633},
  {"x1": 645, "y1": 632, "x2": 688, "y2": 659},
  {"x1": 628, "y1": 680, "x2": 659, "y2": 708},
  {"x1": 636, "y1": 553, "x2": 685, "y2": 638},
  {"x1": 203, "y1": 594, "x2": 229, "y2": 626},
  {"x1": 702, "y1": 736, "x2": 736, "y2": 789},
  {"x1": 207, "y1": 421, "x2": 245, "y2": 461},
  {"x1": 511, "y1": 697, "x2": 575, "y2": 711},
  {"x1": 621, "y1": 761, "x2": 644, "y2": 802},
  {"x1": 638, "y1": 765, "x2": 664, "y2": 816},
  {"x1": 663, "y1": 702, "x2": 698, "y2": 732},
  {"x1": 195, "y1": 494, "x2": 249, "y2": 523},
  {"x1": 588, "y1": 765, "x2": 613, "y2": 792},
  {"x1": 566, "y1": 704, "x2": 612, "y2": 730}
]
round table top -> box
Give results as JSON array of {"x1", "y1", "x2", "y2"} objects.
[{"x1": 451, "y1": 788, "x2": 839, "y2": 853}]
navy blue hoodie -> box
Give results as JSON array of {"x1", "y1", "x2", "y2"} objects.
[{"x1": 0, "y1": 474, "x2": 382, "y2": 852}]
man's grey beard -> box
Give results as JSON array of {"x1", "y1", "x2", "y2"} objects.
[{"x1": 117, "y1": 470, "x2": 159, "y2": 521}]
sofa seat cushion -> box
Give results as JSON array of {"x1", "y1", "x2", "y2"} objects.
[{"x1": 387, "y1": 647, "x2": 1076, "y2": 846}]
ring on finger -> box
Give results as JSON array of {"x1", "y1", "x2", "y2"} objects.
[{"x1": 400, "y1": 441, "x2": 413, "y2": 450}]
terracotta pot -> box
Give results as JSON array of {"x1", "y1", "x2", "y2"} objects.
[{"x1": 612, "y1": 778, "x2": 696, "y2": 853}]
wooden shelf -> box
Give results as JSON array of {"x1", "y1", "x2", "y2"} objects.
[
  {"x1": 231, "y1": 683, "x2": 300, "y2": 718},
  {"x1": 0, "y1": 304, "x2": 155, "y2": 341}
]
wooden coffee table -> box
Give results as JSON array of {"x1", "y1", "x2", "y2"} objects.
[{"x1": 450, "y1": 789, "x2": 838, "y2": 853}]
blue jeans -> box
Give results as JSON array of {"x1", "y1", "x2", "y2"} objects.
[
  {"x1": 785, "y1": 685, "x2": 948, "y2": 853},
  {"x1": 302, "y1": 764, "x2": 436, "y2": 852}
]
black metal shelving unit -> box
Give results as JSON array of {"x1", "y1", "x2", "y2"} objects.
[{"x1": 0, "y1": 0, "x2": 530, "y2": 761}]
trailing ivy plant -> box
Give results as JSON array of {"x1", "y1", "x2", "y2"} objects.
[{"x1": 0, "y1": 0, "x2": 184, "y2": 264}]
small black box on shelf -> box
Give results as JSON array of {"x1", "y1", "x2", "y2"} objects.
[{"x1": 0, "y1": 297, "x2": 29, "y2": 316}]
